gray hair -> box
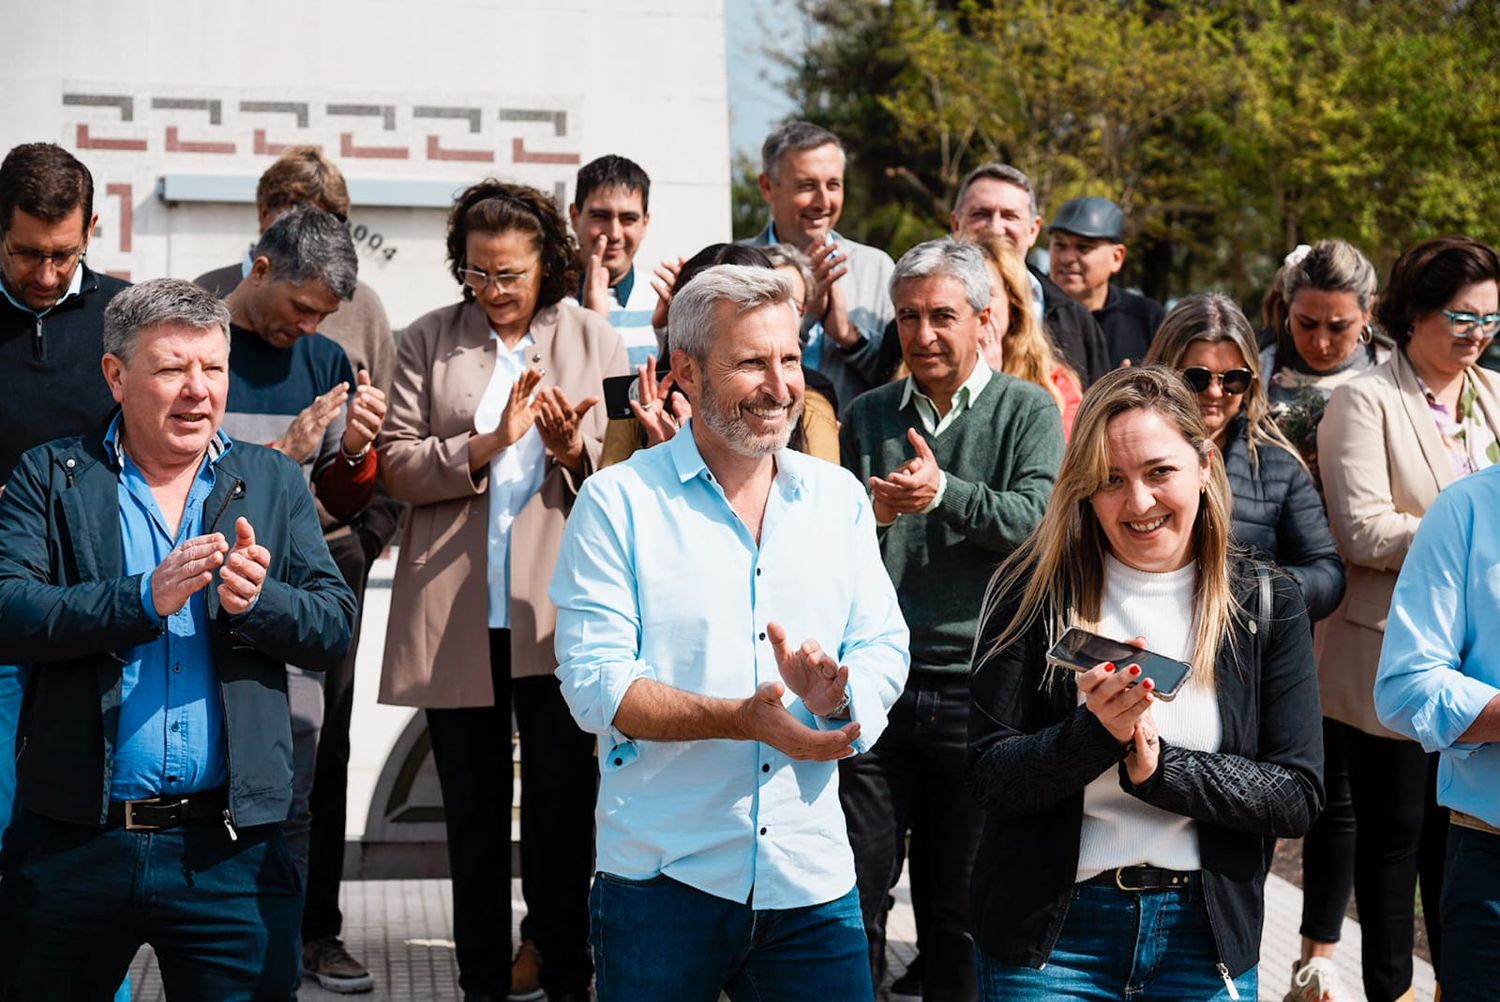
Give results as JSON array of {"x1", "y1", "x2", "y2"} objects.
[
  {"x1": 953, "y1": 162, "x2": 1038, "y2": 218},
  {"x1": 1278, "y1": 239, "x2": 1378, "y2": 313},
  {"x1": 252, "y1": 203, "x2": 358, "y2": 300},
  {"x1": 103, "y1": 278, "x2": 232, "y2": 363},
  {"x1": 890, "y1": 238, "x2": 992, "y2": 313},
  {"x1": 761, "y1": 121, "x2": 845, "y2": 181},
  {"x1": 762, "y1": 243, "x2": 816, "y2": 304},
  {"x1": 668, "y1": 264, "x2": 795, "y2": 363}
]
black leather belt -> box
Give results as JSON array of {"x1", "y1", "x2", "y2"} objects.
[
  {"x1": 1084, "y1": 865, "x2": 1195, "y2": 892},
  {"x1": 107, "y1": 789, "x2": 227, "y2": 831}
]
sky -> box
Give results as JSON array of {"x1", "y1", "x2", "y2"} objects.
[{"x1": 724, "y1": 0, "x2": 801, "y2": 159}]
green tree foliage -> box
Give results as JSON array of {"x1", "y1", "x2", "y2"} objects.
[{"x1": 771, "y1": 0, "x2": 1500, "y2": 305}]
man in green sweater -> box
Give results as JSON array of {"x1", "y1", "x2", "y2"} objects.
[{"x1": 839, "y1": 238, "x2": 1064, "y2": 1000}]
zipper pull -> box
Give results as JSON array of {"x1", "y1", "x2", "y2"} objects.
[
  {"x1": 222, "y1": 808, "x2": 239, "y2": 842},
  {"x1": 32, "y1": 318, "x2": 45, "y2": 362},
  {"x1": 1217, "y1": 963, "x2": 1240, "y2": 1001}
]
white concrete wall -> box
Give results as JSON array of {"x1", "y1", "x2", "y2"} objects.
[{"x1": 4, "y1": 0, "x2": 731, "y2": 328}]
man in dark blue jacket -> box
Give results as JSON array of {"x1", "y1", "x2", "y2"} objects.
[{"x1": 0, "y1": 278, "x2": 356, "y2": 1001}]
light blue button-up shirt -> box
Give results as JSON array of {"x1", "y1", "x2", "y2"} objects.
[
  {"x1": 550, "y1": 422, "x2": 910, "y2": 909},
  {"x1": 1376, "y1": 462, "x2": 1500, "y2": 826},
  {"x1": 105, "y1": 413, "x2": 231, "y2": 801}
]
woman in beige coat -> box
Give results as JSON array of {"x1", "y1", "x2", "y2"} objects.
[
  {"x1": 1316, "y1": 236, "x2": 1500, "y2": 1002},
  {"x1": 377, "y1": 180, "x2": 628, "y2": 1001}
]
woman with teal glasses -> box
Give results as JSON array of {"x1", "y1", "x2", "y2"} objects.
[{"x1": 1316, "y1": 236, "x2": 1500, "y2": 1002}]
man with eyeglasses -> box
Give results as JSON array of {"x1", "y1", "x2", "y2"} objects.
[
  {"x1": 0, "y1": 142, "x2": 131, "y2": 927},
  {"x1": 0, "y1": 143, "x2": 128, "y2": 489},
  {"x1": 196, "y1": 148, "x2": 398, "y2": 995}
]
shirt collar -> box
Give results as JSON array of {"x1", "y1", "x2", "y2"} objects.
[
  {"x1": 0, "y1": 261, "x2": 85, "y2": 317},
  {"x1": 102, "y1": 411, "x2": 233, "y2": 472},
  {"x1": 612, "y1": 266, "x2": 636, "y2": 307},
  {"x1": 667, "y1": 419, "x2": 805, "y2": 498},
  {"x1": 765, "y1": 220, "x2": 838, "y2": 249},
  {"x1": 489, "y1": 328, "x2": 536, "y2": 354},
  {"x1": 899, "y1": 359, "x2": 993, "y2": 412}
]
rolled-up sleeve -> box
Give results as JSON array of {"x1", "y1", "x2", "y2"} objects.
[
  {"x1": 817, "y1": 479, "x2": 910, "y2": 751},
  {"x1": 1376, "y1": 487, "x2": 1498, "y2": 756},
  {"x1": 550, "y1": 476, "x2": 653, "y2": 768}
]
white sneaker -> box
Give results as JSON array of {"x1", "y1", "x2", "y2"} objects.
[{"x1": 1283, "y1": 956, "x2": 1347, "y2": 1002}]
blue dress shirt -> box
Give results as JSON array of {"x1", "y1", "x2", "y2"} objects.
[
  {"x1": 550, "y1": 422, "x2": 910, "y2": 909},
  {"x1": 1376, "y1": 462, "x2": 1500, "y2": 826},
  {"x1": 106, "y1": 414, "x2": 230, "y2": 802}
]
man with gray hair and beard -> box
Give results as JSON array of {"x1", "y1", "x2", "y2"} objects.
[
  {"x1": 550, "y1": 264, "x2": 909, "y2": 998},
  {"x1": 840, "y1": 238, "x2": 1064, "y2": 999}
]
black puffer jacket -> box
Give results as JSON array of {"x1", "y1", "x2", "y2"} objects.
[
  {"x1": 1219, "y1": 415, "x2": 1345, "y2": 621},
  {"x1": 967, "y1": 559, "x2": 1325, "y2": 978}
]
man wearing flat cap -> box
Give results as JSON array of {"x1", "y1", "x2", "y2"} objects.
[{"x1": 1047, "y1": 196, "x2": 1165, "y2": 367}]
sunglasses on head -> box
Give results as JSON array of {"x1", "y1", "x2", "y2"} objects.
[{"x1": 1182, "y1": 366, "x2": 1252, "y2": 395}]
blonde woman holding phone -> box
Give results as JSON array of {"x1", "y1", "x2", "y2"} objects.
[{"x1": 968, "y1": 365, "x2": 1324, "y2": 1001}]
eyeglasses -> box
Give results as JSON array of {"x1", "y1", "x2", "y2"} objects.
[
  {"x1": 1442, "y1": 310, "x2": 1500, "y2": 339},
  {"x1": 457, "y1": 266, "x2": 532, "y2": 293},
  {"x1": 1182, "y1": 366, "x2": 1252, "y2": 395},
  {"x1": 2, "y1": 241, "x2": 85, "y2": 273}
]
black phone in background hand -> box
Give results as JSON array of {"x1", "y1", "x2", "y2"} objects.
[
  {"x1": 1045, "y1": 628, "x2": 1194, "y2": 700},
  {"x1": 603, "y1": 374, "x2": 638, "y2": 420}
]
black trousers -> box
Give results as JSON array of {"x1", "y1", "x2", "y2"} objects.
[
  {"x1": 302, "y1": 529, "x2": 373, "y2": 944},
  {"x1": 1306, "y1": 719, "x2": 1447, "y2": 1002},
  {"x1": 1300, "y1": 716, "x2": 1357, "y2": 943},
  {"x1": 426, "y1": 630, "x2": 596, "y2": 996},
  {"x1": 839, "y1": 671, "x2": 980, "y2": 1002}
]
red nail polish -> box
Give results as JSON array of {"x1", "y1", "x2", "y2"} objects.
[
  {"x1": 1129, "y1": 665, "x2": 1141, "y2": 676},
  {"x1": 1142, "y1": 679, "x2": 1154, "y2": 690},
  {"x1": 1103, "y1": 662, "x2": 1116, "y2": 673}
]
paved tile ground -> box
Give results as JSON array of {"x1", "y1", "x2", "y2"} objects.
[{"x1": 126, "y1": 867, "x2": 1434, "y2": 1001}]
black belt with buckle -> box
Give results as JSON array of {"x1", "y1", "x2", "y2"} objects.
[
  {"x1": 107, "y1": 789, "x2": 228, "y2": 831},
  {"x1": 1085, "y1": 865, "x2": 1195, "y2": 892}
]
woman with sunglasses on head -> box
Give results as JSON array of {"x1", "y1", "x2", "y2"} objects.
[
  {"x1": 1146, "y1": 294, "x2": 1344, "y2": 623},
  {"x1": 1315, "y1": 236, "x2": 1500, "y2": 1002},
  {"x1": 377, "y1": 179, "x2": 629, "y2": 1001},
  {"x1": 1260, "y1": 241, "x2": 1390, "y2": 482},
  {"x1": 968, "y1": 365, "x2": 1324, "y2": 1002}
]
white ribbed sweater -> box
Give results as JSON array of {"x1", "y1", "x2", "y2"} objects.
[{"x1": 1075, "y1": 556, "x2": 1222, "y2": 880}]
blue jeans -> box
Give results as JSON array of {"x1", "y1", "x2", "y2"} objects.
[
  {"x1": 0, "y1": 810, "x2": 302, "y2": 1001},
  {"x1": 975, "y1": 879, "x2": 1256, "y2": 1001},
  {"x1": 0, "y1": 663, "x2": 24, "y2": 847},
  {"x1": 589, "y1": 873, "x2": 872, "y2": 1001},
  {"x1": 1440, "y1": 823, "x2": 1500, "y2": 1002}
]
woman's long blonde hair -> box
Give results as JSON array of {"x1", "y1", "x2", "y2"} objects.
[
  {"x1": 980, "y1": 365, "x2": 1241, "y2": 687},
  {"x1": 969, "y1": 235, "x2": 1078, "y2": 413},
  {"x1": 1146, "y1": 292, "x2": 1305, "y2": 474}
]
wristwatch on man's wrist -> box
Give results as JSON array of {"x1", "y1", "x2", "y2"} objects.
[{"x1": 340, "y1": 442, "x2": 372, "y2": 466}]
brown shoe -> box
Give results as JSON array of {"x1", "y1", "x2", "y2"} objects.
[{"x1": 508, "y1": 940, "x2": 544, "y2": 1002}]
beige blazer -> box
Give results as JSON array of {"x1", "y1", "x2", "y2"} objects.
[
  {"x1": 376, "y1": 299, "x2": 629, "y2": 707},
  {"x1": 1315, "y1": 349, "x2": 1500, "y2": 736}
]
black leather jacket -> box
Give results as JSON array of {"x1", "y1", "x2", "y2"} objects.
[{"x1": 967, "y1": 559, "x2": 1324, "y2": 977}]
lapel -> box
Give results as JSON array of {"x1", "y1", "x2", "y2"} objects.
[
  {"x1": 529, "y1": 304, "x2": 561, "y2": 384},
  {"x1": 1467, "y1": 365, "x2": 1500, "y2": 447},
  {"x1": 454, "y1": 300, "x2": 499, "y2": 400},
  {"x1": 1391, "y1": 348, "x2": 1456, "y2": 492}
]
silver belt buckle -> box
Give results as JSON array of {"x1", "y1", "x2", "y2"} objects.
[{"x1": 123, "y1": 800, "x2": 148, "y2": 831}]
